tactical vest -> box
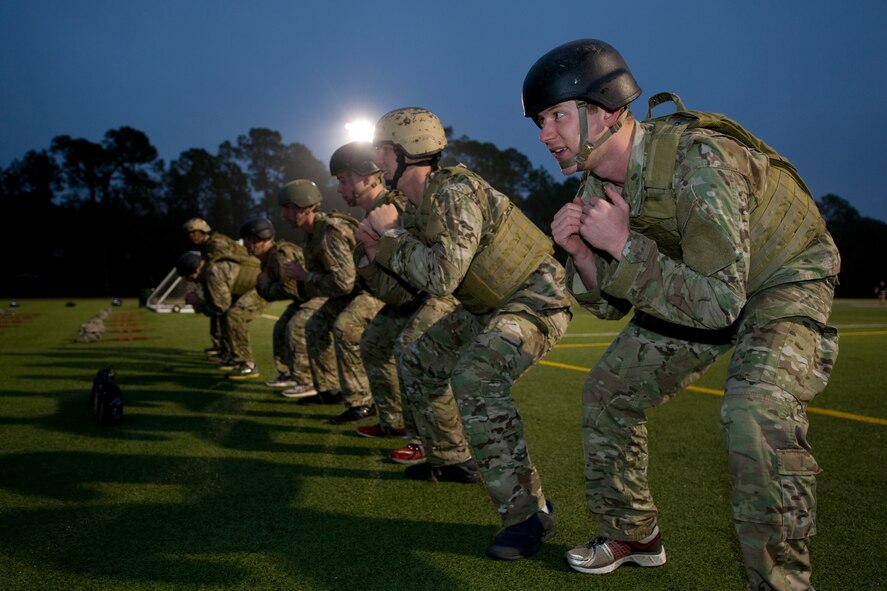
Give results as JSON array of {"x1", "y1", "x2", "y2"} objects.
[
  {"x1": 204, "y1": 233, "x2": 245, "y2": 262},
  {"x1": 304, "y1": 211, "x2": 359, "y2": 267},
  {"x1": 422, "y1": 166, "x2": 553, "y2": 314},
  {"x1": 636, "y1": 92, "x2": 825, "y2": 294},
  {"x1": 209, "y1": 241, "x2": 260, "y2": 297},
  {"x1": 230, "y1": 257, "x2": 261, "y2": 297}
]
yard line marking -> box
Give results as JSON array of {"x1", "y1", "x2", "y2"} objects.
[
  {"x1": 554, "y1": 342, "x2": 613, "y2": 349},
  {"x1": 836, "y1": 330, "x2": 887, "y2": 337},
  {"x1": 538, "y1": 360, "x2": 887, "y2": 427},
  {"x1": 555, "y1": 329, "x2": 887, "y2": 345}
]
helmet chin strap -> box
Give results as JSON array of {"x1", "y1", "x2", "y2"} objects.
[
  {"x1": 389, "y1": 151, "x2": 440, "y2": 189},
  {"x1": 559, "y1": 101, "x2": 629, "y2": 171},
  {"x1": 351, "y1": 172, "x2": 382, "y2": 202}
]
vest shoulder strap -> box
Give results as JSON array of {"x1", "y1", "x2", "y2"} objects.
[{"x1": 643, "y1": 92, "x2": 810, "y2": 196}]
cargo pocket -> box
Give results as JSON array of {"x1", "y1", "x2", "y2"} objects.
[
  {"x1": 777, "y1": 448, "x2": 820, "y2": 539},
  {"x1": 730, "y1": 318, "x2": 838, "y2": 405}
]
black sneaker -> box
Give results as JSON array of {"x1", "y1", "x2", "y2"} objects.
[
  {"x1": 405, "y1": 458, "x2": 480, "y2": 484},
  {"x1": 297, "y1": 391, "x2": 343, "y2": 406},
  {"x1": 486, "y1": 501, "x2": 556, "y2": 560},
  {"x1": 329, "y1": 405, "x2": 376, "y2": 425}
]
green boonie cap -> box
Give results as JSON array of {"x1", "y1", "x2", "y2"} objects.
[
  {"x1": 183, "y1": 217, "x2": 211, "y2": 233},
  {"x1": 175, "y1": 251, "x2": 203, "y2": 276},
  {"x1": 278, "y1": 179, "x2": 322, "y2": 207}
]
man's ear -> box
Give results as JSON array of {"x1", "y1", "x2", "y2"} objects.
[{"x1": 601, "y1": 108, "x2": 622, "y2": 128}]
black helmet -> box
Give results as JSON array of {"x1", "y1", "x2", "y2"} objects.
[
  {"x1": 240, "y1": 218, "x2": 275, "y2": 241},
  {"x1": 522, "y1": 39, "x2": 641, "y2": 120},
  {"x1": 175, "y1": 251, "x2": 203, "y2": 277},
  {"x1": 330, "y1": 141, "x2": 380, "y2": 176}
]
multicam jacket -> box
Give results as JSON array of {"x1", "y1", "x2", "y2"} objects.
[
  {"x1": 374, "y1": 166, "x2": 573, "y2": 317},
  {"x1": 302, "y1": 211, "x2": 359, "y2": 300},
  {"x1": 356, "y1": 188, "x2": 422, "y2": 306},
  {"x1": 202, "y1": 259, "x2": 260, "y2": 315},
  {"x1": 569, "y1": 121, "x2": 840, "y2": 327},
  {"x1": 257, "y1": 240, "x2": 304, "y2": 302}
]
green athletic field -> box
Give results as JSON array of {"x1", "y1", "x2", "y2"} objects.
[{"x1": 1, "y1": 299, "x2": 884, "y2": 590}]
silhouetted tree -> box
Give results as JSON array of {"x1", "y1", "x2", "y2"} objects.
[
  {"x1": 51, "y1": 126, "x2": 160, "y2": 209},
  {"x1": 816, "y1": 193, "x2": 887, "y2": 297}
]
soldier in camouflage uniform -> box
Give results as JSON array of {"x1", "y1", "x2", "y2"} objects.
[
  {"x1": 177, "y1": 248, "x2": 269, "y2": 380},
  {"x1": 329, "y1": 141, "x2": 411, "y2": 434},
  {"x1": 280, "y1": 179, "x2": 377, "y2": 413},
  {"x1": 523, "y1": 39, "x2": 840, "y2": 589},
  {"x1": 183, "y1": 217, "x2": 243, "y2": 360},
  {"x1": 334, "y1": 142, "x2": 461, "y2": 461},
  {"x1": 361, "y1": 107, "x2": 573, "y2": 560},
  {"x1": 239, "y1": 218, "x2": 316, "y2": 393}
]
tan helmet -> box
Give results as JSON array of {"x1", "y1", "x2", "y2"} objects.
[
  {"x1": 183, "y1": 217, "x2": 211, "y2": 234},
  {"x1": 373, "y1": 107, "x2": 447, "y2": 158},
  {"x1": 278, "y1": 179, "x2": 322, "y2": 207}
]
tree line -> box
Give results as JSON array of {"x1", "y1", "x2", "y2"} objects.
[{"x1": 0, "y1": 126, "x2": 881, "y2": 298}]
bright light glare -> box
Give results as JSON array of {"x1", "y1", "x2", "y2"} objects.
[{"x1": 345, "y1": 120, "x2": 375, "y2": 142}]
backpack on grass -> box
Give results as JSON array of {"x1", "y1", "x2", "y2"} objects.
[{"x1": 90, "y1": 367, "x2": 123, "y2": 425}]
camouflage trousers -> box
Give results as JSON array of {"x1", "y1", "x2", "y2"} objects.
[
  {"x1": 285, "y1": 297, "x2": 336, "y2": 389},
  {"x1": 210, "y1": 313, "x2": 224, "y2": 354},
  {"x1": 273, "y1": 299, "x2": 320, "y2": 384},
  {"x1": 306, "y1": 292, "x2": 383, "y2": 405},
  {"x1": 360, "y1": 300, "x2": 423, "y2": 431},
  {"x1": 363, "y1": 295, "x2": 458, "y2": 438},
  {"x1": 583, "y1": 281, "x2": 838, "y2": 591},
  {"x1": 400, "y1": 304, "x2": 571, "y2": 526},
  {"x1": 221, "y1": 289, "x2": 268, "y2": 365}
]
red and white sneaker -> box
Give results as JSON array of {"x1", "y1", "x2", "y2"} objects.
[
  {"x1": 388, "y1": 443, "x2": 425, "y2": 465},
  {"x1": 566, "y1": 526, "x2": 666, "y2": 574}
]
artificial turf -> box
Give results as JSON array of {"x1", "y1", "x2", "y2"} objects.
[{"x1": 0, "y1": 298, "x2": 884, "y2": 590}]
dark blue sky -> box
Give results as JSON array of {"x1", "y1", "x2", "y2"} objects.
[{"x1": 2, "y1": 1, "x2": 885, "y2": 221}]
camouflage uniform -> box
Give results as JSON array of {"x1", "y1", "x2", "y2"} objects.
[
  {"x1": 569, "y1": 122, "x2": 840, "y2": 590},
  {"x1": 200, "y1": 232, "x2": 243, "y2": 356},
  {"x1": 374, "y1": 167, "x2": 573, "y2": 527},
  {"x1": 302, "y1": 211, "x2": 380, "y2": 401},
  {"x1": 202, "y1": 257, "x2": 268, "y2": 365},
  {"x1": 255, "y1": 239, "x2": 313, "y2": 385},
  {"x1": 358, "y1": 194, "x2": 459, "y2": 438}
]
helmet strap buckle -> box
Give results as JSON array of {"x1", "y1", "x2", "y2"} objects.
[{"x1": 559, "y1": 102, "x2": 628, "y2": 171}]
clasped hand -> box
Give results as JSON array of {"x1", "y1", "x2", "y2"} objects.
[
  {"x1": 359, "y1": 204, "x2": 400, "y2": 261},
  {"x1": 284, "y1": 260, "x2": 306, "y2": 281},
  {"x1": 551, "y1": 185, "x2": 630, "y2": 261}
]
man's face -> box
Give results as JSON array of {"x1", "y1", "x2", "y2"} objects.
[
  {"x1": 374, "y1": 144, "x2": 398, "y2": 183},
  {"x1": 185, "y1": 261, "x2": 205, "y2": 282},
  {"x1": 243, "y1": 236, "x2": 258, "y2": 256},
  {"x1": 279, "y1": 203, "x2": 313, "y2": 231},
  {"x1": 335, "y1": 171, "x2": 358, "y2": 206},
  {"x1": 536, "y1": 100, "x2": 608, "y2": 175},
  {"x1": 244, "y1": 236, "x2": 272, "y2": 258},
  {"x1": 186, "y1": 230, "x2": 207, "y2": 246},
  {"x1": 337, "y1": 170, "x2": 381, "y2": 211}
]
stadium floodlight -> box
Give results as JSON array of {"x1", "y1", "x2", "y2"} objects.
[{"x1": 345, "y1": 119, "x2": 375, "y2": 143}]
